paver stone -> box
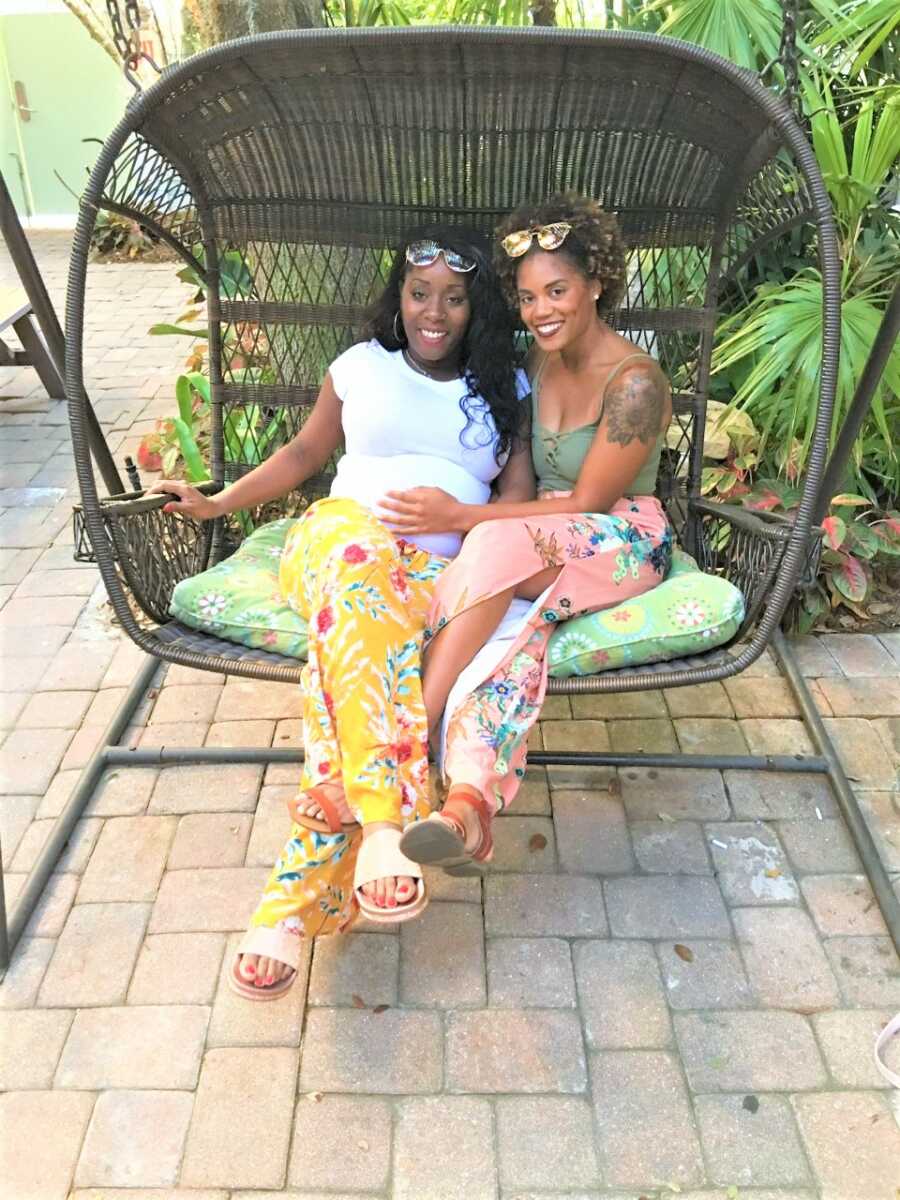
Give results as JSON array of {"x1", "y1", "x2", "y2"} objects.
[
  {"x1": 181, "y1": 1047, "x2": 298, "y2": 1189},
  {"x1": 552, "y1": 790, "x2": 633, "y2": 874},
  {"x1": 590, "y1": 1050, "x2": 704, "y2": 1189},
  {"x1": 299, "y1": 1008, "x2": 442, "y2": 1093},
  {"x1": 55, "y1": 1004, "x2": 209, "y2": 1089},
  {"x1": 0, "y1": 1090, "x2": 95, "y2": 1200},
  {"x1": 574, "y1": 940, "x2": 670, "y2": 1048},
  {"x1": 288, "y1": 1095, "x2": 392, "y2": 1191},
  {"x1": 792, "y1": 1091, "x2": 900, "y2": 1200},
  {"x1": 446, "y1": 1009, "x2": 586, "y2": 1093},
  {"x1": 0, "y1": 1008, "x2": 73, "y2": 1090},
  {"x1": 394, "y1": 1095, "x2": 497, "y2": 1200},
  {"x1": 74, "y1": 1090, "x2": 194, "y2": 1188},
  {"x1": 38, "y1": 901, "x2": 150, "y2": 1007},
  {"x1": 675, "y1": 1011, "x2": 826, "y2": 1092},
  {"x1": 486, "y1": 937, "x2": 576, "y2": 1008},
  {"x1": 733, "y1": 907, "x2": 841, "y2": 1011},
  {"x1": 496, "y1": 1096, "x2": 600, "y2": 1189},
  {"x1": 400, "y1": 901, "x2": 486, "y2": 1007},
  {"x1": 694, "y1": 1093, "x2": 811, "y2": 1187}
]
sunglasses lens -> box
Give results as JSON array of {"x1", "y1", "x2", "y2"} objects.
[
  {"x1": 406, "y1": 240, "x2": 441, "y2": 266},
  {"x1": 406, "y1": 241, "x2": 476, "y2": 272},
  {"x1": 536, "y1": 223, "x2": 571, "y2": 250},
  {"x1": 444, "y1": 250, "x2": 477, "y2": 273},
  {"x1": 501, "y1": 230, "x2": 533, "y2": 258}
]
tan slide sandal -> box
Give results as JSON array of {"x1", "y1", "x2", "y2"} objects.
[
  {"x1": 229, "y1": 925, "x2": 302, "y2": 1001},
  {"x1": 354, "y1": 828, "x2": 427, "y2": 925}
]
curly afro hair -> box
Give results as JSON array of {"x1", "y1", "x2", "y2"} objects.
[{"x1": 495, "y1": 193, "x2": 626, "y2": 320}]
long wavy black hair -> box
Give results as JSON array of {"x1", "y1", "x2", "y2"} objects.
[{"x1": 364, "y1": 224, "x2": 524, "y2": 461}]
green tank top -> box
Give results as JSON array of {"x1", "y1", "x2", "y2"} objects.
[{"x1": 530, "y1": 352, "x2": 666, "y2": 497}]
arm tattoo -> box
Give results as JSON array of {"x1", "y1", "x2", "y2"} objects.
[{"x1": 604, "y1": 368, "x2": 667, "y2": 447}]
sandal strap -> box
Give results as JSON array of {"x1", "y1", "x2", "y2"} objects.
[
  {"x1": 442, "y1": 789, "x2": 493, "y2": 862},
  {"x1": 354, "y1": 828, "x2": 423, "y2": 891},
  {"x1": 306, "y1": 785, "x2": 356, "y2": 832},
  {"x1": 238, "y1": 923, "x2": 302, "y2": 972}
]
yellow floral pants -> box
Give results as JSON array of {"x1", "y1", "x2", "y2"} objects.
[{"x1": 249, "y1": 498, "x2": 447, "y2": 938}]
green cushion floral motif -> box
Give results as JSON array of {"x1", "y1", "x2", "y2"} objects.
[
  {"x1": 169, "y1": 518, "x2": 309, "y2": 659},
  {"x1": 170, "y1": 522, "x2": 743, "y2": 676},
  {"x1": 546, "y1": 549, "x2": 744, "y2": 677}
]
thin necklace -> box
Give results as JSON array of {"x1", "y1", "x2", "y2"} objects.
[{"x1": 403, "y1": 348, "x2": 459, "y2": 382}]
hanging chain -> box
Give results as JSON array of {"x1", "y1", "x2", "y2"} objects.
[
  {"x1": 105, "y1": 0, "x2": 161, "y2": 90},
  {"x1": 776, "y1": 0, "x2": 802, "y2": 119}
]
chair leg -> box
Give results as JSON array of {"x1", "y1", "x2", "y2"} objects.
[{"x1": 12, "y1": 311, "x2": 64, "y2": 399}]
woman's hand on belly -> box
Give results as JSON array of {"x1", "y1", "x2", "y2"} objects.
[{"x1": 377, "y1": 486, "x2": 464, "y2": 535}]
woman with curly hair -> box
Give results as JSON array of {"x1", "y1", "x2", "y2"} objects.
[
  {"x1": 150, "y1": 225, "x2": 531, "y2": 995},
  {"x1": 380, "y1": 194, "x2": 674, "y2": 875}
]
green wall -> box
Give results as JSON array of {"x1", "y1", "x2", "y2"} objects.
[{"x1": 1, "y1": 11, "x2": 129, "y2": 220}]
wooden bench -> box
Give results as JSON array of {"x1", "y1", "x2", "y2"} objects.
[{"x1": 0, "y1": 283, "x2": 65, "y2": 399}]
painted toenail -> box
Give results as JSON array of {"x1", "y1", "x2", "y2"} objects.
[
  {"x1": 245, "y1": 965, "x2": 255, "y2": 975},
  {"x1": 265, "y1": 975, "x2": 274, "y2": 985}
]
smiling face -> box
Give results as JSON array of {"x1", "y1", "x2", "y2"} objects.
[
  {"x1": 399, "y1": 258, "x2": 472, "y2": 375},
  {"x1": 515, "y1": 249, "x2": 599, "y2": 351}
]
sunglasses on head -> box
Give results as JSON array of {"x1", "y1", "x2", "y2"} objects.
[
  {"x1": 500, "y1": 221, "x2": 573, "y2": 258},
  {"x1": 405, "y1": 240, "x2": 478, "y2": 273}
]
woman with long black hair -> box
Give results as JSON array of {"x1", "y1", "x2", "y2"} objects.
[{"x1": 151, "y1": 225, "x2": 531, "y2": 996}]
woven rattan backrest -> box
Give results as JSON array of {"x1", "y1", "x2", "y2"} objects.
[{"x1": 97, "y1": 29, "x2": 814, "y2": 544}]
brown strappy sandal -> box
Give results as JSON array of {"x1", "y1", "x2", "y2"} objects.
[
  {"x1": 291, "y1": 783, "x2": 359, "y2": 835},
  {"x1": 399, "y1": 787, "x2": 494, "y2": 877}
]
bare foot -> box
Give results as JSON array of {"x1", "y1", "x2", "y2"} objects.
[
  {"x1": 235, "y1": 953, "x2": 296, "y2": 990},
  {"x1": 359, "y1": 821, "x2": 417, "y2": 910}
]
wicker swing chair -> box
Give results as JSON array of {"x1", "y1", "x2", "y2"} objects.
[{"x1": 67, "y1": 25, "x2": 840, "y2": 697}]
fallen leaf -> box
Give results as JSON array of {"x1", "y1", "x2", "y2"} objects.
[
  {"x1": 529, "y1": 833, "x2": 547, "y2": 852},
  {"x1": 351, "y1": 994, "x2": 367, "y2": 1009},
  {"x1": 764, "y1": 868, "x2": 781, "y2": 879},
  {"x1": 658, "y1": 811, "x2": 676, "y2": 823},
  {"x1": 372, "y1": 1004, "x2": 389, "y2": 1014},
  {"x1": 742, "y1": 1094, "x2": 759, "y2": 1114},
  {"x1": 306, "y1": 1091, "x2": 323, "y2": 1102},
  {"x1": 357, "y1": 1139, "x2": 369, "y2": 1151},
  {"x1": 674, "y1": 944, "x2": 694, "y2": 963},
  {"x1": 607, "y1": 776, "x2": 622, "y2": 798},
  {"x1": 726, "y1": 1187, "x2": 740, "y2": 1200}
]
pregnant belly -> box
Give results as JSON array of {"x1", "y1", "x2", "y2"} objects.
[{"x1": 329, "y1": 453, "x2": 492, "y2": 558}]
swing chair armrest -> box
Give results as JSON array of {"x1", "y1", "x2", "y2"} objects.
[
  {"x1": 688, "y1": 498, "x2": 823, "y2": 633},
  {"x1": 93, "y1": 479, "x2": 223, "y2": 518},
  {"x1": 689, "y1": 498, "x2": 797, "y2": 540},
  {"x1": 72, "y1": 481, "x2": 224, "y2": 625}
]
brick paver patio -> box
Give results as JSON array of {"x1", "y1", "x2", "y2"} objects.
[{"x1": 1, "y1": 232, "x2": 899, "y2": 1200}]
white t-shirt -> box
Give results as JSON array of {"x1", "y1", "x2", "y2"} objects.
[{"x1": 328, "y1": 339, "x2": 526, "y2": 558}]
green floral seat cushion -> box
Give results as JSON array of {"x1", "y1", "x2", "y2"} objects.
[
  {"x1": 170, "y1": 523, "x2": 743, "y2": 676},
  {"x1": 169, "y1": 518, "x2": 309, "y2": 659},
  {"x1": 547, "y1": 549, "x2": 745, "y2": 677}
]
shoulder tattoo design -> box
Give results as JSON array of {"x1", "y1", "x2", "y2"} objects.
[{"x1": 604, "y1": 367, "x2": 667, "y2": 447}]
